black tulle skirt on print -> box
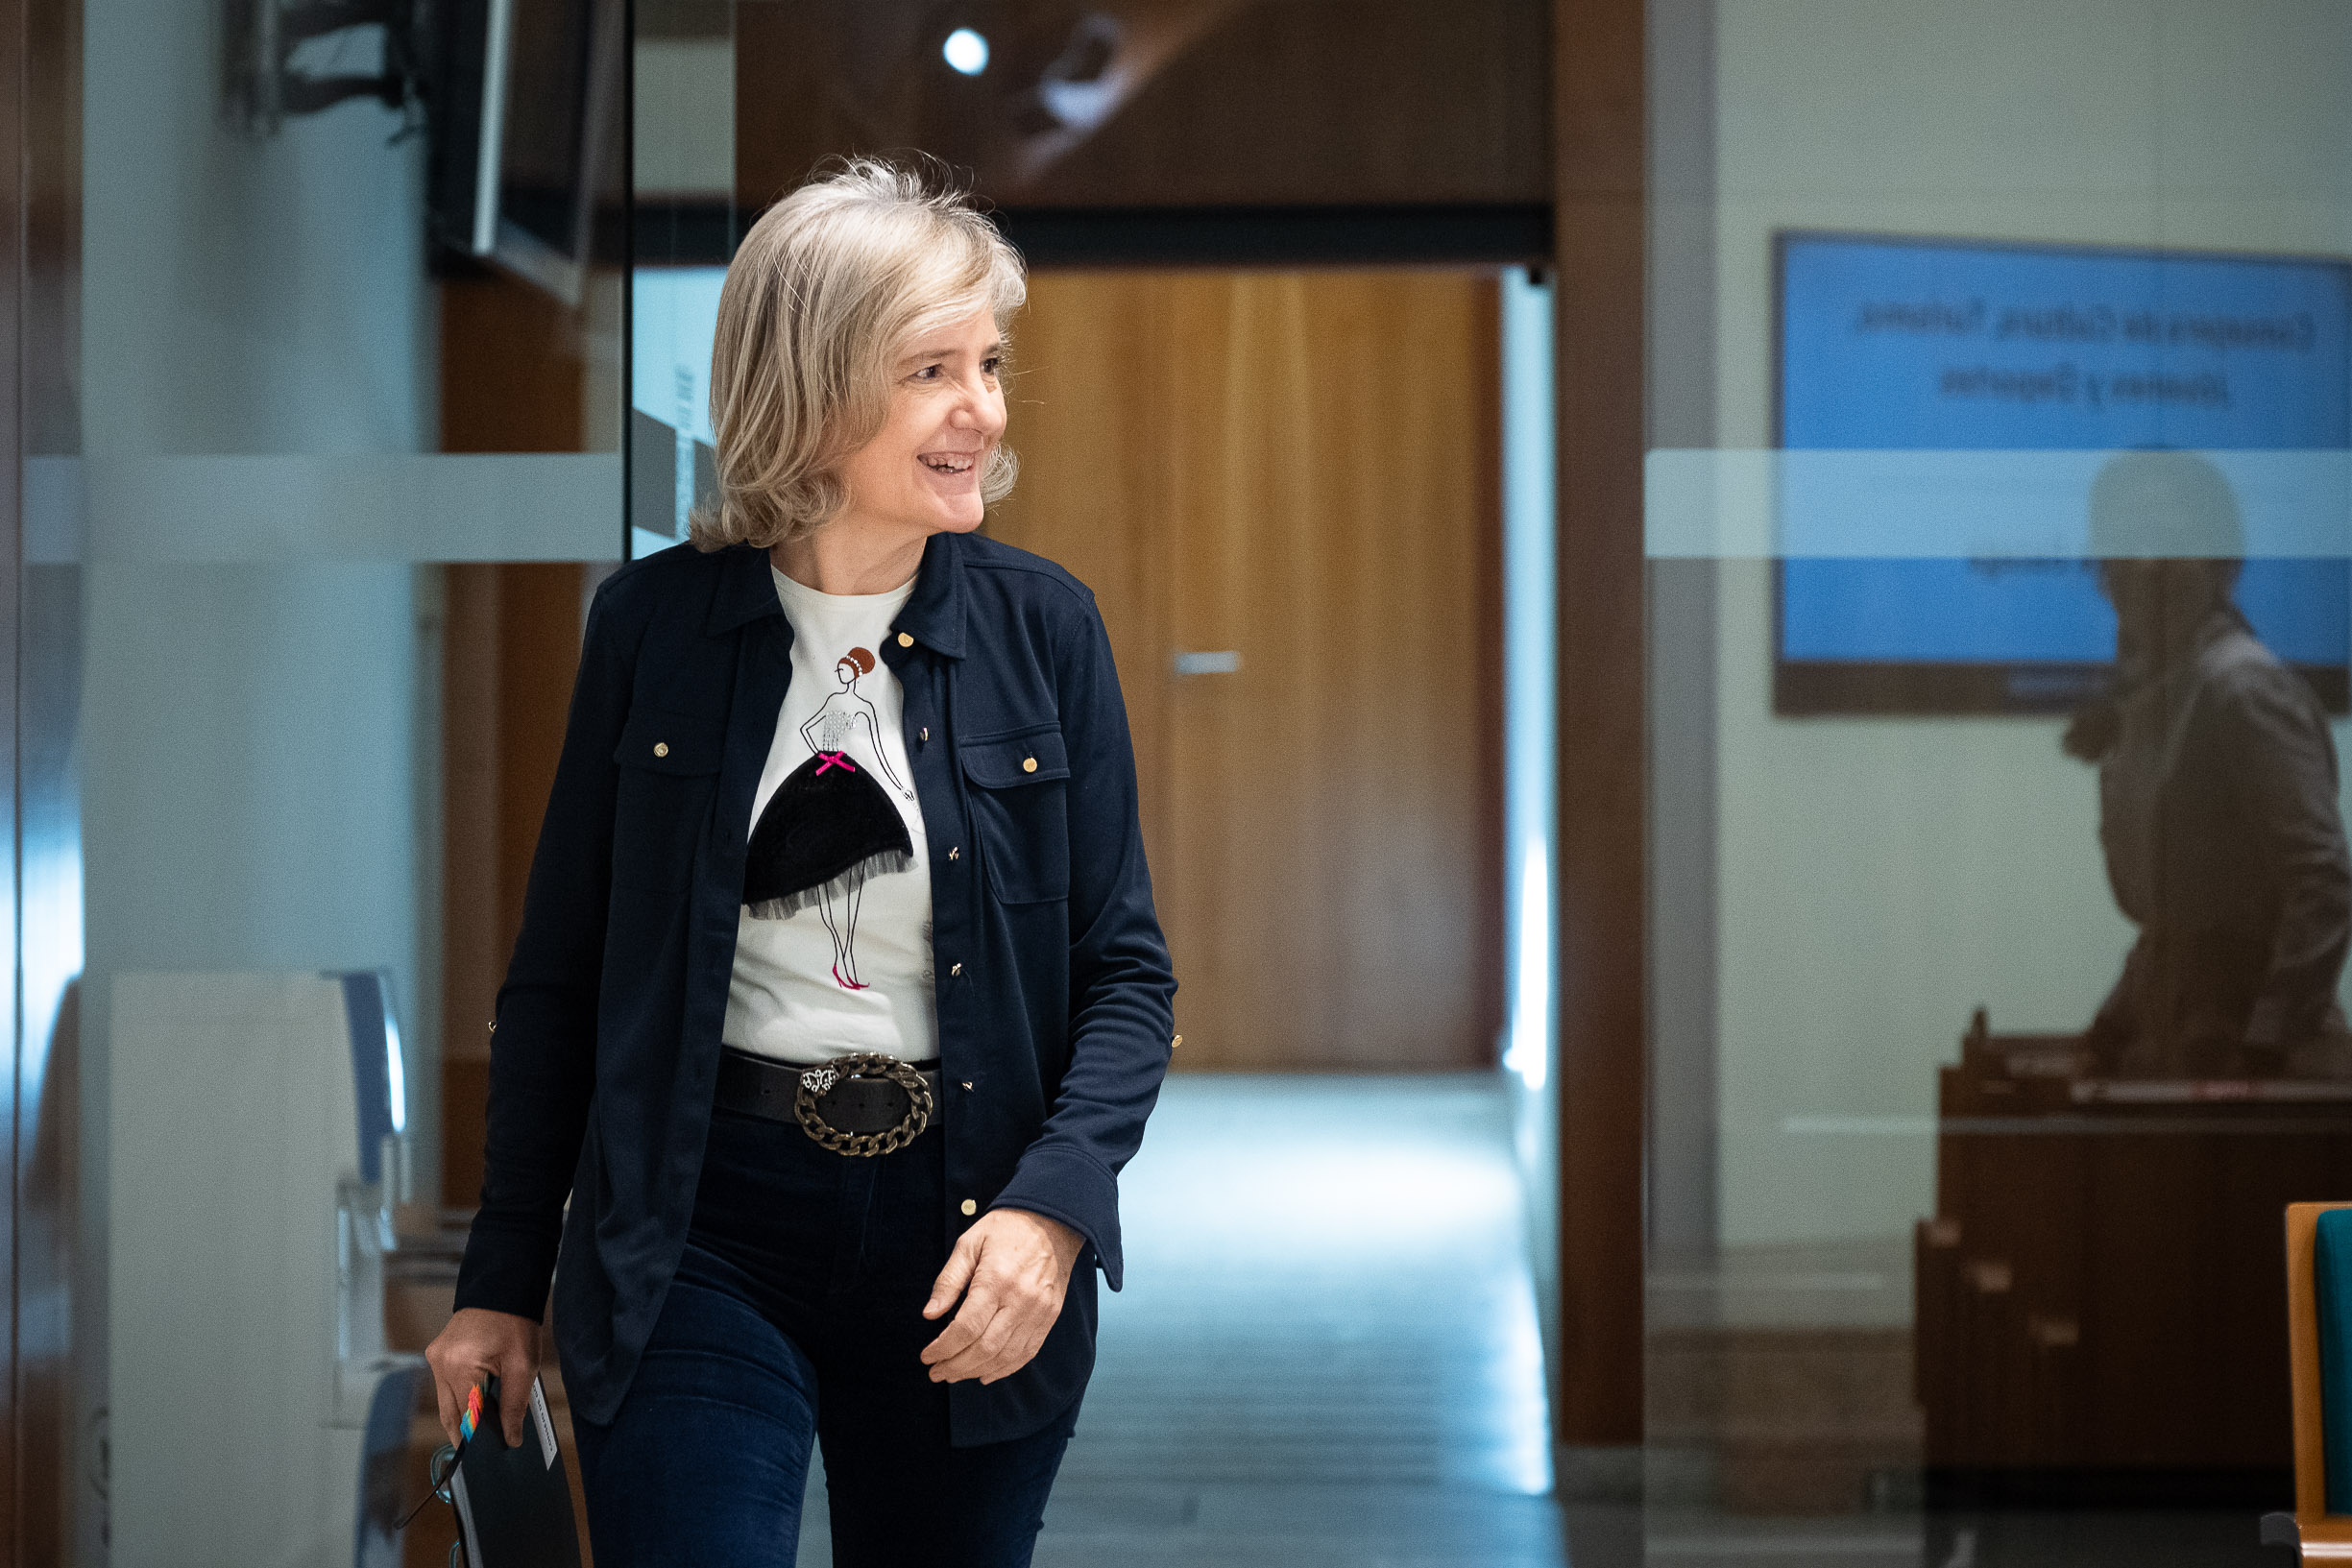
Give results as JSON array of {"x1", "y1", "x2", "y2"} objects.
[{"x1": 741, "y1": 752, "x2": 915, "y2": 919}]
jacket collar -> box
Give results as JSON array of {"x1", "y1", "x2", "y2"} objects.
[
  {"x1": 893, "y1": 531, "x2": 968, "y2": 659},
  {"x1": 706, "y1": 544, "x2": 785, "y2": 635},
  {"x1": 705, "y1": 532, "x2": 968, "y2": 659}
]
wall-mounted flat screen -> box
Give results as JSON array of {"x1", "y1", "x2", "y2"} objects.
[
  {"x1": 426, "y1": 0, "x2": 623, "y2": 305},
  {"x1": 1775, "y1": 232, "x2": 2352, "y2": 714}
]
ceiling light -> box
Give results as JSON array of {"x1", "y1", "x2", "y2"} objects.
[{"x1": 943, "y1": 28, "x2": 989, "y2": 75}]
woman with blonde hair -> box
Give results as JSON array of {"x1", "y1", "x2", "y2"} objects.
[{"x1": 424, "y1": 158, "x2": 1176, "y2": 1565}]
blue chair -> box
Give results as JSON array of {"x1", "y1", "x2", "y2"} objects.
[
  {"x1": 353, "y1": 1363, "x2": 428, "y2": 1568},
  {"x1": 2266, "y1": 1204, "x2": 2352, "y2": 1559}
]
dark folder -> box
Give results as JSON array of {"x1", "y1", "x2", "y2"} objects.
[{"x1": 449, "y1": 1375, "x2": 583, "y2": 1568}]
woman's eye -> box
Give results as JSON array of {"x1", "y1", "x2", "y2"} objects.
[
  {"x1": 982, "y1": 357, "x2": 1004, "y2": 376},
  {"x1": 911, "y1": 364, "x2": 942, "y2": 382}
]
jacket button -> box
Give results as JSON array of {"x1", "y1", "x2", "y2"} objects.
[
  {"x1": 950, "y1": 962, "x2": 962, "y2": 977},
  {"x1": 897, "y1": 632, "x2": 914, "y2": 648},
  {"x1": 948, "y1": 846, "x2": 959, "y2": 860},
  {"x1": 960, "y1": 1198, "x2": 978, "y2": 1217},
  {"x1": 1172, "y1": 1034, "x2": 1182, "y2": 1050},
  {"x1": 960, "y1": 1080, "x2": 974, "y2": 1091},
  {"x1": 920, "y1": 727, "x2": 930, "y2": 741},
  {"x1": 653, "y1": 742, "x2": 669, "y2": 758},
  {"x1": 1022, "y1": 757, "x2": 1038, "y2": 773}
]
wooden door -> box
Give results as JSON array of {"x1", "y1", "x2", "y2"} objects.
[{"x1": 991, "y1": 271, "x2": 1503, "y2": 1071}]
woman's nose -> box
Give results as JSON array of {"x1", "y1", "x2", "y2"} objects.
[{"x1": 952, "y1": 381, "x2": 1006, "y2": 434}]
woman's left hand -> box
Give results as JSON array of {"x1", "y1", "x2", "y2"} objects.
[{"x1": 920, "y1": 1208, "x2": 1085, "y2": 1384}]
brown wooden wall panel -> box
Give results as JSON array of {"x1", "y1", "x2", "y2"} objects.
[
  {"x1": 19, "y1": 0, "x2": 75, "y2": 1555},
  {"x1": 0, "y1": 0, "x2": 28, "y2": 1550},
  {"x1": 1553, "y1": 0, "x2": 1646, "y2": 1449},
  {"x1": 438, "y1": 273, "x2": 590, "y2": 455},
  {"x1": 1012, "y1": 2, "x2": 1550, "y2": 208},
  {"x1": 437, "y1": 270, "x2": 592, "y2": 1205},
  {"x1": 438, "y1": 565, "x2": 583, "y2": 1208},
  {"x1": 734, "y1": 0, "x2": 1549, "y2": 212},
  {"x1": 991, "y1": 270, "x2": 1503, "y2": 1072},
  {"x1": 23, "y1": 0, "x2": 72, "y2": 460}
]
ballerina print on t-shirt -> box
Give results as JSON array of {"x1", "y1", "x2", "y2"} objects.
[{"x1": 740, "y1": 646, "x2": 916, "y2": 991}]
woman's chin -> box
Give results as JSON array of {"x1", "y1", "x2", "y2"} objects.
[{"x1": 925, "y1": 500, "x2": 987, "y2": 536}]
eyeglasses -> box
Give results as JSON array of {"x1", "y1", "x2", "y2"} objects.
[
  {"x1": 394, "y1": 1385, "x2": 486, "y2": 1564},
  {"x1": 394, "y1": 1441, "x2": 476, "y2": 1567}
]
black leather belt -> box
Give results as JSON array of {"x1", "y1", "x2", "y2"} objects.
[{"x1": 715, "y1": 1047, "x2": 940, "y2": 1155}]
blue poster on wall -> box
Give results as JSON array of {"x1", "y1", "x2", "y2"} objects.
[{"x1": 1775, "y1": 232, "x2": 2352, "y2": 712}]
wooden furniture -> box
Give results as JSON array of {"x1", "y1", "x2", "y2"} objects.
[{"x1": 1917, "y1": 1013, "x2": 2352, "y2": 1502}]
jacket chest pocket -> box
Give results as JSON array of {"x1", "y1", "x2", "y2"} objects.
[
  {"x1": 611, "y1": 709, "x2": 725, "y2": 891},
  {"x1": 959, "y1": 727, "x2": 1071, "y2": 905}
]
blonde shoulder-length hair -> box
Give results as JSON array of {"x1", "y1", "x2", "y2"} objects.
[{"x1": 691, "y1": 157, "x2": 1027, "y2": 553}]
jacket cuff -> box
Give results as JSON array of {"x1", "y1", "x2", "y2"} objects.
[
  {"x1": 993, "y1": 1144, "x2": 1125, "y2": 1291},
  {"x1": 452, "y1": 1226, "x2": 559, "y2": 1322}
]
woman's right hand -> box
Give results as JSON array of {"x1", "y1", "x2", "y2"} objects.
[{"x1": 424, "y1": 1307, "x2": 541, "y2": 1448}]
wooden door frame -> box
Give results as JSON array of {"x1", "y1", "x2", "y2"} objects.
[
  {"x1": 0, "y1": 0, "x2": 26, "y2": 1552},
  {"x1": 0, "y1": 0, "x2": 54, "y2": 1553},
  {"x1": 15, "y1": 0, "x2": 81, "y2": 1554},
  {"x1": 1552, "y1": 0, "x2": 1647, "y2": 1456}
]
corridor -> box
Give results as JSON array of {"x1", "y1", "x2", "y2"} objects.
[{"x1": 797, "y1": 1074, "x2": 1567, "y2": 1566}]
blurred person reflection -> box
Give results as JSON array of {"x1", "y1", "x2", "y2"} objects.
[{"x1": 2062, "y1": 450, "x2": 2352, "y2": 1078}]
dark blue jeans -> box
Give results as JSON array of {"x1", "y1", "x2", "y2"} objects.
[{"x1": 572, "y1": 1108, "x2": 1079, "y2": 1567}]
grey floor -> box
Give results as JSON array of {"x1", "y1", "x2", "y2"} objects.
[
  {"x1": 788, "y1": 1078, "x2": 2282, "y2": 1568},
  {"x1": 798, "y1": 1073, "x2": 1568, "y2": 1566}
]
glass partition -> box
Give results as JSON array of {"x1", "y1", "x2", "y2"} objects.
[
  {"x1": 68, "y1": 0, "x2": 627, "y2": 1556},
  {"x1": 1646, "y1": 3, "x2": 2352, "y2": 1561}
]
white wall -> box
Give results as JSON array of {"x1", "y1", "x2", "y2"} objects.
[
  {"x1": 1698, "y1": 0, "x2": 2352, "y2": 1246},
  {"x1": 635, "y1": 35, "x2": 734, "y2": 197},
  {"x1": 81, "y1": 0, "x2": 434, "y2": 1008},
  {"x1": 82, "y1": 1, "x2": 434, "y2": 1557}
]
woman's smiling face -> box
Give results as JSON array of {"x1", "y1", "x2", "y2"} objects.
[{"x1": 834, "y1": 306, "x2": 1006, "y2": 546}]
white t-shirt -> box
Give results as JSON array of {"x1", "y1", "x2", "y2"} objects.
[{"x1": 721, "y1": 567, "x2": 938, "y2": 1066}]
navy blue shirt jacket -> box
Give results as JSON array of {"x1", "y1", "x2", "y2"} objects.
[{"x1": 452, "y1": 533, "x2": 1178, "y2": 1445}]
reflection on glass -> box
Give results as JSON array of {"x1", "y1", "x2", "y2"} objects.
[
  {"x1": 1646, "y1": 1, "x2": 2352, "y2": 1556},
  {"x1": 76, "y1": 0, "x2": 627, "y2": 1556},
  {"x1": 1775, "y1": 233, "x2": 2352, "y2": 715},
  {"x1": 628, "y1": 268, "x2": 726, "y2": 551},
  {"x1": 2067, "y1": 452, "x2": 2352, "y2": 1080}
]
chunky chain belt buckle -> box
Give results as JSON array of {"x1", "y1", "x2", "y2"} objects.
[{"x1": 794, "y1": 1052, "x2": 934, "y2": 1157}]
